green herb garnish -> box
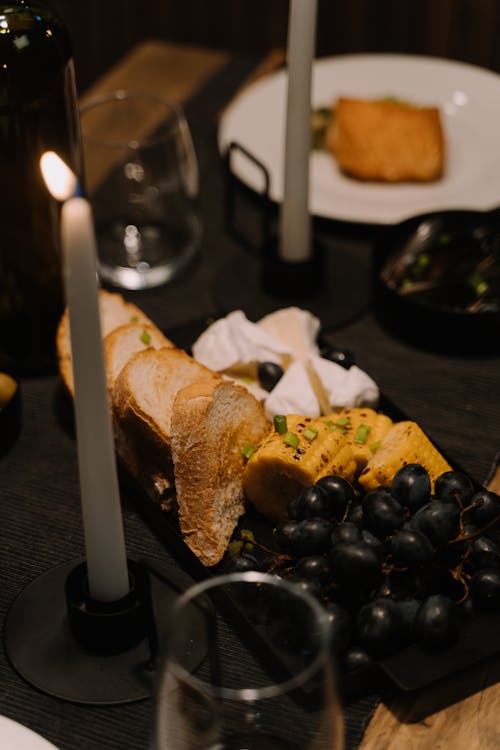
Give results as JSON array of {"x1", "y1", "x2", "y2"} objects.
[
  {"x1": 140, "y1": 329, "x2": 151, "y2": 345},
  {"x1": 369, "y1": 441, "x2": 381, "y2": 452},
  {"x1": 284, "y1": 431, "x2": 299, "y2": 449},
  {"x1": 274, "y1": 414, "x2": 287, "y2": 435},
  {"x1": 354, "y1": 424, "x2": 372, "y2": 444},
  {"x1": 303, "y1": 427, "x2": 318, "y2": 442},
  {"x1": 241, "y1": 444, "x2": 256, "y2": 459}
]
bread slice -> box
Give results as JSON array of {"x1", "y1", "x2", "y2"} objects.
[
  {"x1": 171, "y1": 379, "x2": 269, "y2": 566},
  {"x1": 327, "y1": 97, "x2": 444, "y2": 182},
  {"x1": 103, "y1": 322, "x2": 173, "y2": 400},
  {"x1": 57, "y1": 289, "x2": 161, "y2": 396},
  {"x1": 112, "y1": 347, "x2": 221, "y2": 505},
  {"x1": 56, "y1": 293, "x2": 272, "y2": 565}
]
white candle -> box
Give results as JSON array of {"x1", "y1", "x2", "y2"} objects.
[
  {"x1": 62, "y1": 197, "x2": 130, "y2": 602},
  {"x1": 41, "y1": 152, "x2": 130, "y2": 603},
  {"x1": 279, "y1": 0, "x2": 318, "y2": 263}
]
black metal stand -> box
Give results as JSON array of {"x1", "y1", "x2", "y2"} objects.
[
  {"x1": 221, "y1": 141, "x2": 372, "y2": 329},
  {"x1": 3, "y1": 557, "x2": 202, "y2": 705}
]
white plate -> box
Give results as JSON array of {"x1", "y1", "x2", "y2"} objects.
[
  {"x1": 0, "y1": 715, "x2": 60, "y2": 749},
  {"x1": 218, "y1": 53, "x2": 500, "y2": 225}
]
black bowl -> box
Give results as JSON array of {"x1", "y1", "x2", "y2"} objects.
[
  {"x1": 373, "y1": 209, "x2": 500, "y2": 354},
  {"x1": 0, "y1": 361, "x2": 22, "y2": 457}
]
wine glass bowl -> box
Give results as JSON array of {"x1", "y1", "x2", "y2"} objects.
[
  {"x1": 80, "y1": 90, "x2": 201, "y2": 290},
  {"x1": 154, "y1": 571, "x2": 344, "y2": 750}
]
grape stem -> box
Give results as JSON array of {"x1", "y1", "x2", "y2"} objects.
[
  {"x1": 249, "y1": 537, "x2": 293, "y2": 562},
  {"x1": 450, "y1": 504, "x2": 500, "y2": 545}
]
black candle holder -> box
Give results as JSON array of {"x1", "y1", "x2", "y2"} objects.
[
  {"x1": 4, "y1": 556, "x2": 200, "y2": 705},
  {"x1": 64, "y1": 558, "x2": 152, "y2": 655},
  {"x1": 220, "y1": 141, "x2": 371, "y2": 329},
  {"x1": 260, "y1": 236, "x2": 325, "y2": 300}
]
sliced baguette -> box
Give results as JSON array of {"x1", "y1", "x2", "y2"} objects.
[
  {"x1": 57, "y1": 293, "x2": 271, "y2": 565},
  {"x1": 103, "y1": 322, "x2": 173, "y2": 400},
  {"x1": 57, "y1": 289, "x2": 162, "y2": 397},
  {"x1": 112, "y1": 346, "x2": 221, "y2": 505},
  {"x1": 171, "y1": 378, "x2": 269, "y2": 566}
]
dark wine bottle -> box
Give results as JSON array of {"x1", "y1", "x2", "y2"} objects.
[{"x1": 0, "y1": 0, "x2": 82, "y2": 375}]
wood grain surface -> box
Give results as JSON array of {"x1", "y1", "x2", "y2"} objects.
[
  {"x1": 359, "y1": 655, "x2": 500, "y2": 749},
  {"x1": 80, "y1": 40, "x2": 229, "y2": 109},
  {"x1": 79, "y1": 41, "x2": 229, "y2": 194}
]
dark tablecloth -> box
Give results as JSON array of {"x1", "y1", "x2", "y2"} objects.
[{"x1": 1, "y1": 53, "x2": 499, "y2": 750}]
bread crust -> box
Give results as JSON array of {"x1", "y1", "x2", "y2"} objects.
[
  {"x1": 171, "y1": 379, "x2": 269, "y2": 566},
  {"x1": 103, "y1": 321, "x2": 173, "y2": 399},
  {"x1": 56, "y1": 289, "x2": 158, "y2": 396},
  {"x1": 112, "y1": 347, "x2": 221, "y2": 508},
  {"x1": 113, "y1": 347, "x2": 220, "y2": 442}
]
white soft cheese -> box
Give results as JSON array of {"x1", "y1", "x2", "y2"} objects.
[
  {"x1": 191, "y1": 310, "x2": 291, "y2": 375},
  {"x1": 257, "y1": 306, "x2": 320, "y2": 362},
  {"x1": 264, "y1": 360, "x2": 321, "y2": 421},
  {"x1": 308, "y1": 355, "x2": 379, "y2": 410},
  {"x1": 192, "y1": 308, "x2": 380, "y2": 420}
]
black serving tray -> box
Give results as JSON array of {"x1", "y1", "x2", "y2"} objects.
[
  {"x1": 121, "y1": 317, "x2": 500, "y2": 700},
  {"x1": 123, "y1": 461, "x2": 500, "y2": 700}
]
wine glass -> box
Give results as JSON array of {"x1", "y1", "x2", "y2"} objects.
[
  {"x1": 153, "y1": 571, "x2": 344, "y2": 750},
  {"x1": 80, "y1": 90, "x2": 201, "y2": 290}
]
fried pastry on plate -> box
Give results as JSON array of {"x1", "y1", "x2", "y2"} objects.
[{"x1": 326, "y1": 96, "x2": 445, "y2": 182}]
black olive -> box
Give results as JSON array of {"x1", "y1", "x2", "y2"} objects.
[
  {"x1": 320, "y1": 345, "x2": 355, "y2": 369},
  {"x1": 258, "y1": 361, "x2": 284, "y2": 391}
]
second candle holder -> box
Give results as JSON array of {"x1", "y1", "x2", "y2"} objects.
[{"x1": 4, "y1": 556, "x2": 195, "y2": 705}]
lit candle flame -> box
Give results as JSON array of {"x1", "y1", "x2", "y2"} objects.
[{"x1": 40, "y1": 150, "x2": 78, "y2": 201}]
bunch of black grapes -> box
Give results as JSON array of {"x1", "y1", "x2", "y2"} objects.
[{"x1": 228, "y1": 464, "x2": 500, "y2": 673}]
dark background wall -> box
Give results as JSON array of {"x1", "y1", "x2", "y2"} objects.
[{"x1": 48, "y1": 0, "x2": 500, "y2": 95}]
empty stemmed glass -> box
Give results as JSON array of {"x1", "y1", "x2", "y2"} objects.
[
  {"x1": 80, "y1": 90, "x2": 201, "y2": 290},
  {"x1": 153, "y1": 571, "x2": 344, "y2": 750}
]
